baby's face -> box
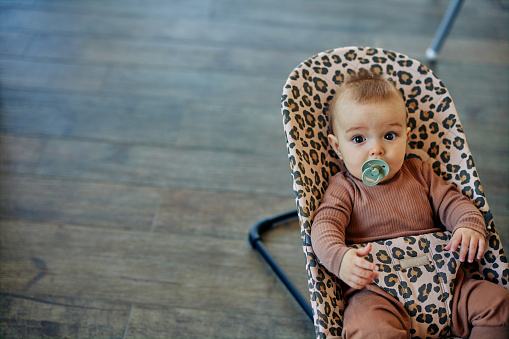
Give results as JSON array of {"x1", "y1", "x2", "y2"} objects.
[{"x1": 328, "y1": 95, "x2": 410, "y2": 183}]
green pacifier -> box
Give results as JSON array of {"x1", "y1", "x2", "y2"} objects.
[{"x1": 361, "y1": 159, "x2": 389, "y2": 186}]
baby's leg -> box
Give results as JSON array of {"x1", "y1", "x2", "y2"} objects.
[
  {"x1": 452, "y1": 277, "x2": 509, "y2": 339},
  {"x1": 342, "y1": 288, "x2": 410, "y2": 339}
]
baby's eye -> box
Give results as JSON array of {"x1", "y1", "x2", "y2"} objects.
[
  {"x1": 384, "y1": 132, "x2": 397, "y2": 141},
  {"x1": 352, "y1": 136, "x2": 365, "y2": 144}
]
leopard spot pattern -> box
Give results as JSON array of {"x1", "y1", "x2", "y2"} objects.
[{"x1": 281, "y1": 46, "x2": 508, "y2": 339}]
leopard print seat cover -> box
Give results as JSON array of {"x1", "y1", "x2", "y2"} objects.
[
  {"x1": 351, "y1": 231, "x2": 459, "y2": 338},
  {"x1": 281, "y1": 47, "x2": 509, "y2": 339}
]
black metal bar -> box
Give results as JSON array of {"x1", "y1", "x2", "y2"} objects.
[
  {"x1": 426, "y1": 0, "x2": 464, "y2": 61},
  {"x1": 249, "y1": 210, "x2": 314, "y2": 321}
]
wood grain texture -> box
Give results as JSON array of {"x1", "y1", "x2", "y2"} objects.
[
  {"x1": 0, "y1": 294, "x2": 131, "y2": 339},
  {"x1": 0, "y1": 0, "x2": 507, "y2": 338},
  {"x1": 1, "y1": 174, "x2": 161, "y2": 230},
  {"x1": 153, "y1": 187, "x2": 296, "y2": 238},
  {"x1": 0, "y1": 220, "x2": 309, "y2": 319}
]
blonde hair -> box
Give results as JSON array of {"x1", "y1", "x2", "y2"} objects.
[{"x1": 329, "y1": 70, "x2": 403, "y2": 134}]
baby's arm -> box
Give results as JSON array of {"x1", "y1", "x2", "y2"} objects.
[
  {"x1": 339, "y1": 244, "x2": 379, "y2": 290},
  {"x1": 445, "y1": 227, "x2": 486, "y2": 263},
  {"x1": 420, "y1": 160, "x2": 487, "y2": 263}
]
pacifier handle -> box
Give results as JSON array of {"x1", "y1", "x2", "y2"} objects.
[{"x1": 362, "y1": 159, "x2": 389, "y2": 186}]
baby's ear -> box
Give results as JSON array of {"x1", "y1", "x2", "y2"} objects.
[
  {"x1": 328, "y1": 134, "x2": 342, "y2": 160},
  {"x1": 406, "y1": 126, "x2": 411, "y2": 138}
]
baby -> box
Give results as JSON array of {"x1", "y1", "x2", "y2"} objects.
[{"x1": 311, "y1": 70, "x2": 508, "y2": 339}]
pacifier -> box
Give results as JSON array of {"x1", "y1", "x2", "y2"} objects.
[{"x1": 361, "y1": 159, "x2": 389, "y2": 186}]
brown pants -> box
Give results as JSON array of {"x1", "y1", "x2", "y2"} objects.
[{"x1": 342, "y1": 271, "x2": 509, "y2": 339}]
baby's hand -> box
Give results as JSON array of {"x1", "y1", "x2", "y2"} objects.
[
  {"x1": 445, "y1": 227, "x2": 486, "y2": 263},
  {"x1": 339, "y1": 243, "x2": 379, "y2": 290}
]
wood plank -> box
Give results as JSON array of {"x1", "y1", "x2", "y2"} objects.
[
  {"x1": 0, "y1": 135, "x2": 46, "y2": 173},
  {"x1": 0, "y1": 174, "x2": 160, "y2": 231},
  {"x1": 214, "y1": 0, "x2": 442, "y2": 34},
  {"x1": 435, "y1": 38, "x2": 509, "y2": 66},
  {"x1": 125, "y1": 304, "x2": 313, "y2": 339},
  {"x1": 24, "y1": 35, "x2": 313, "y2": 77},
  {"x1": 453, "y1": 94, "x2": 509, "y2": 126},
  {"x1": 1, "y1": 1, "x2": 506, "y2": 67},
  {"x1": 0, "y1": 294, "x2": 131, "y2": 339},
  {"x1": 0, "y1": 7, "x2": 185, "y2": 38},
  {"x1": 463, "y1": 123, "x2": 508, "y2": 152},
  {"x1": 6, "y1": 10, "x2": 507, "y2": 71},
  {"x1": 3, "y1": 46, "x2": 505, "y2": 108},
  {"x1": 1, "y1": 103, "x2": 182, "y2": 146},
  {"x1": 454, "y1": 0, "x2": 509, "y2": 38},
  {"x1": 437, "y1": 63, "x2": 509, "y2": 99},
  {"x1": 154, "y1": 18, "x2": 376, "y2": 55},
  {"x1": 0, "y1": 59, "x2": 107, "y2": 92},
  {"x1": 0, "y1": 90, "x2": 184, "y2": 146},
  {"x1": 487, "y1": 193, "x2": 509, "y2": 251},
  {"x1": 153, "y1": 187, "x2": 296, "y2": 239},
  {"x1": 0, "y1": 220, "x2": 309, "y2": 317},
  {"x1": 212, "y1": 0, "x2": 508, "y2": 39},
  {"x1": 0, "y1": 0, "x2": 213, "y2": 20},
  {"x1": 496, "y1": 216, "x2": 509, "y2": 253},
  {"x1": 0, "y1": 90, "x2": 287, "y2": 154},
  {"x1": 373, "y1": 35, "x2": 509, "y2": 67},
  {"x1": 34, "y1": 139, "x2": 294, "y2": 196},
  {"x1": 0, "y1": 32, "x2": 34, "y2": 56},
  {"x1": 176, "y1": 102, "x2": 287, "y2": 154},
  {"x1": 102, "y1": 66, "x2": 283, "y2": 105},
  {"x1": 2, "y1": 0, "x2": 507, "y2": 41}
]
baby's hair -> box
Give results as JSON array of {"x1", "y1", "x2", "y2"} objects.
[{"x1": 329, "y1": 69, "x2": 403, "y2": 134}]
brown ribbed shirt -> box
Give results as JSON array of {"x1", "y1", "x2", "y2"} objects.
[{"x1": 311, "y1": 158, "x2": 486, "y2": 278}]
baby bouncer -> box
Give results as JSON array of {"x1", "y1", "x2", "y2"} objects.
[{"x1": 249, "y1": 46, "x2": 508, "y2": 339}]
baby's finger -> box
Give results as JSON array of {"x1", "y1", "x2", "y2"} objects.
[
  {"x1": 355, "y1": 270, "x2": 376, "y2": 286},
  {"x1": 355, "y1": 257, "x2": 378, "y2": 273},
  {"x1": 348, "y1": 281, "x2": 365, "y2": 290},
  {"x1": 352, "y1": 264, "x2": 378, "y2": 281},
  {"x1": 459, "y1": 235, "x2": 470, "y2": 262},
  {"x1": 346, "y1": 275, "x2": 372, "y2": 290},
  {"x1": 355, "y1": 243, "x2": 372, "y2": 257},
  {"x1": 477, "y1": 237, "x2": 486, "y2": 260},
  {"x1": 467, "y1": 237, "x2": 479, "y2": 263},
  {"x1": 446, "y1": 234, "x2": 461, "y2": 252}
]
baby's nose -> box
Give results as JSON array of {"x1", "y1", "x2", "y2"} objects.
[{"x1": 370, "y1": 143, "x2": 384, "y2": 156}]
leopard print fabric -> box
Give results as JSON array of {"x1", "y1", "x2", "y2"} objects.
[
  {"x1": 351, "y1": 231, "x2": 459, "y2": 338},
  {"x1": 281, "y1": 47, "x2": 509, "y2": 339}
]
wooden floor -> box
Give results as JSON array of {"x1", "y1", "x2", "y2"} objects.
[{"x1": 0, "y1": 0, "x2": 507, "y2": 338}]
